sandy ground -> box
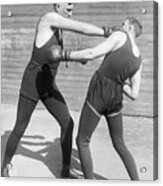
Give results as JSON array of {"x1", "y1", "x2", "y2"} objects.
[{"x1": 1, "y1": 103, "x2": 154, "y2": 181}]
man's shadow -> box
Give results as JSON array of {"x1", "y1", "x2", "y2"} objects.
[{"x1": 1, "y1": 131, "x2": 107, "y2": 179}]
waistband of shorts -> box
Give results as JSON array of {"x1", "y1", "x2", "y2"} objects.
[{"x1": 96, "y1": 70, "x2": 123, "y2": 86}]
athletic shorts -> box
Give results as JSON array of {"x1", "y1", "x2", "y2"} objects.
[
  {"x1": 20, "y1": 60, "x2": 59, "y2": 102},
  {"x1": 86, "y1": 71, "x2": 123, "y2": 116}
]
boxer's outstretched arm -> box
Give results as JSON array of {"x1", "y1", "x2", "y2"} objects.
[
  {"x1": 44, "y1": 12, "x2": 105, "y2": 37},
  {"x1": 47, "y1": 32, "x2": 125, "y2": 65},
  {"x1": 69, "y1": 31, "x2": 125, "y2": 60}
]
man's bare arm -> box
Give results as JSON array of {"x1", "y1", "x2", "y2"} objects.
[
  {"x1": 123, "y1": 64, "x2": 142, "y2": 100},
  {"x1": 69, "y1": 31, "x2": 126, "y2": 61},
  {"x1": 44, "y1": 12, "x2": 104, "y2": 36}
]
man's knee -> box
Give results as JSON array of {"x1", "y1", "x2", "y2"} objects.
[
  {"x1": 76, "y1": 135, "x2": 90, "y2": 149},
  {"x1": 61, "y1": 117, "x2": 74, "y2": 132},
  {"x1": 12, "y1": 119, "x2": 29, "y2": 139},
  {"x1": 112, "y1": 137, "x2": 127, "y2": 151}
]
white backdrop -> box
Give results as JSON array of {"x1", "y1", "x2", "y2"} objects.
[{"x1": 0, "y1": 0, "x2": 162, "y2": 185}]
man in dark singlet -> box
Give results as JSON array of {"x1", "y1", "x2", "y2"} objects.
[
  {"x1": 55, "y1": 17, "x2": 142, "y2": 180},
  {"x1": 1, "y1": 3, "x2": 108, "y2": 178}
]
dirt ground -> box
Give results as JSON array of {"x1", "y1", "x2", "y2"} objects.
[{"x1": 1, "y1": 103, "x2": 154, "y2": 181}]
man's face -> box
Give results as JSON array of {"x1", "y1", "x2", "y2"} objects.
[
  {"x1": 56, "y1": 3, "x2": 74, "y2": 18},
  {"x1": 122, "y1": 19, "x2": 130, "y2": 32}
]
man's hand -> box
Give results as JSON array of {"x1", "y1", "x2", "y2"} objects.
[
  {"x1": 47, "y1": 45, "x2": 71, "y2": 63},
  {"x1": 103, "y1": 26, "x2": 120, "y2": 37},
  {"x1": 47, "y1": 45, "x2": 88, "y2": 65}
]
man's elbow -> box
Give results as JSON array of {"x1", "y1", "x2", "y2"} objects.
[
  {"x1": 131, "y1": 96, "x2": 137, "y2": 101},
  {"x1": 131, "y1": 92, "x2": 139, "y2": 100}
]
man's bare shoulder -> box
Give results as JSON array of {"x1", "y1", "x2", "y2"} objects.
[
  {"x1": 111, "y1": 31, "x2": 126, "y2": 40},
  {"x1": 104, "y1": 30, "x2": 127, "y2": 51},
  {"x1": 104, "y1": 30, "x2": 127, "y2": 47},
  {"x1": 41, "y1": 12, "x2": 60, "y2": 21}
]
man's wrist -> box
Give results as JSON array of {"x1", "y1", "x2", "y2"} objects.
[
  {"x1": 62, "y1": 49, "x2": 72, "y2": 68},
  {"x1": 61, "y1": 49, "x2": 71, "y2": 61},
  {"x1": 102, "y1": 26, "x2": 110, "y2": 37},
  {"x1": 65, "y1": 49, "x2": 71, "y2": 61}
]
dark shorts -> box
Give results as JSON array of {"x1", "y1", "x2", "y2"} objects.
[
  {"x1": 20, "y1": 61, "x2": 60, "y2": 102},
  {"x1": 86, "y1": 71, "x2": 123, "y2": 116}
]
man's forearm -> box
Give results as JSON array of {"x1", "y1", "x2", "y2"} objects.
[
  {"x1": 69, "y1": 48, "x2": 94, "y2": 61},
  {"x1": 78, "y1": 22, "x2": 105, "y2": 37}
]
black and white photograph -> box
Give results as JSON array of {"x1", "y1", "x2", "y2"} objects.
[{"x1": 1, "y1": 0, "x2": 158, "y2": 182}]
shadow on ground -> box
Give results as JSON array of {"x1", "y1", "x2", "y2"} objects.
[{"x1": 1, "y1": 130, "x2": 107, "y2": 180}]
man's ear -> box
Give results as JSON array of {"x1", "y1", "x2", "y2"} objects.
[{"x1": 129, "y1": 24, "x2": 135, "y2": 33}]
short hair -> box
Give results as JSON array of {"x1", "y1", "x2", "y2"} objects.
[{"x1": 127, "y1": 17, "x2": 143, "y2": 37}]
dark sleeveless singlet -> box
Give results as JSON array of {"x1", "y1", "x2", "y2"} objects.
[
  {"x1": 86, "y1": 31, "x2": 142, "y2": 116},
  {"x1": 98, "y1": 31, "x2": 141, "y2": 83},
  {"x1": 31, "y1": 29, "x2": 63, "y2": 66},
  {"x1": 20, "y1": 29, "x2": 63, "y2": 101}
]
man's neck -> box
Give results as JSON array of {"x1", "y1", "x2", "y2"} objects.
[{"x1": 128, "y1": 32, "x2": 135, "y2": 43}]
